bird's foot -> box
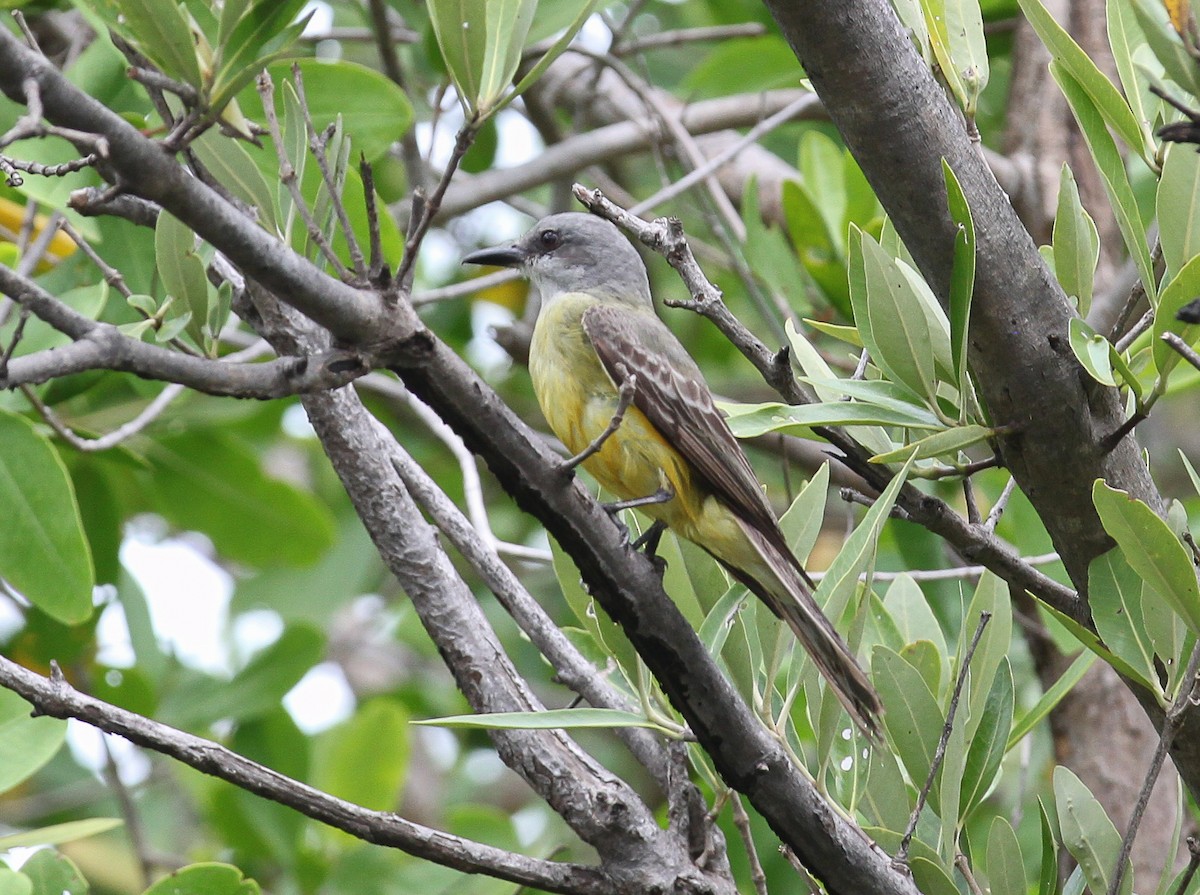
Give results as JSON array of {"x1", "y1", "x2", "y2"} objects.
[{"x1": 602, "y1": 485, "x2": 675, "y2": 514}]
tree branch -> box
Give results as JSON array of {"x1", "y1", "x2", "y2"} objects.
[{"x1": 0, "y1": 657, "x2": 614, "y2": 895}]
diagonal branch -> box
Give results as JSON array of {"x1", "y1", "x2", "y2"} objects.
[{"x1": 0, "y1": 656, "x2": 613, "y2": 895}]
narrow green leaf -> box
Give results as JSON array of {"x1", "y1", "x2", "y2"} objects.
[
  {"x1": 1018, "y1": 0, "x2": 1152, "y2": 162},
  {"x1": 1089, "y1": 549, "x2": 1163, "y2": 695},
  {"x1": 960, "y1": 661, "x2": 1014, "y2": 815},
  {"x1": 722, "y1": 399, "x2": 943, "y2": 437},
  {"x1": 428, "y1": 0, "x2": 487, "y2": 108},
  {"x1": 985, "y1": 816, "x2": 1028, "y2": 895},
  {"x1": 414, "y1": 708, "x2": 664, "y2": 730},
  {"x1": 1039, "y1": 601, "x2": 1153, "y2": 692},
  {"x1": 785, "y1": 179, "x2": 851, "y2": 312},
  {"x1": 943, "y1": 160, "x2": 975, "y2": 395},
  {"x1": 0, "y1": 818, "x2": 122, "y2": 850},
  {"x1": 944, "y1": 0, "x2": 990, "y2": 114},
  {"x1": 856, "y1": 235, "x2": 938, "y2": 401},
  {"x1": 869, "y1": 424, "x2": 995, "y2": 464},
  {"x1": 96, "y1": 0, "x2": 203, "y2": 88},
  {"x1": 1068, "y1": 317, "x2": 1140, "y2": 397},
  {"x1": 1107, "y1": 0, "x2": 1152, "y2": 149},
  {"x1": 922, "y1": 0, "x2": 969, "y2": 110},
  {"x1": 1152, "y1": 240, "x2": 1200, "y2": 381},
  {"x1": 154, "y1": 211, "x2": 210, "y2": 346},
  {"x1": 191, "y1": 134, "x2": 279, "y2": 234},
  {"x1": 1158, "y1": 145, "x2": 1200, "y2": 280},
  {"x1": 1052, "y1": 62, "x2": 1156, "y2": 304},
  {"x1": 874, "y1": 646, "x2": 945, "y2": 812},
  {"x1": 506, "y1": 0, "x2": 603, "y2": 114},
  {"x1": 478, "y1": 0, "x2": 537, "y2": 111},
  {"x1": 1055, "y1": 766, "x2": 1132, "y2": 895},
  {"x1": 1053, "y1": 165, "x2": 1100, "y2": 315},
  {"x1": 0, "y1": 409, "x2": 93, "y2": 624},
  {"x1": 1039, "y1": 799, "x2": 1061, "y2": 895},
  {"x1": 1093, "y1": 480, "x2": 1200, "y2": 635}
]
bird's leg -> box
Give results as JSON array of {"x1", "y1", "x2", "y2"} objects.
[
  {"x1": 560, "y1": 370, "x2": 636, "y2": 472},
  {"x1": 631, "y1": 519, "x2": 667, "y2": 557},
  {"x1": 604, "y1": 485, "x2": 675, "y2": 513}
]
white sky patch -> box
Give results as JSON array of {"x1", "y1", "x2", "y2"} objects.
[
  {"x1": 95, "y1": 600, "x2": 135, "y2": 668},
  {"x1": 576, "y1": 14, "x2": 613, "y2": 53},
  {"x1": 281, "y1": 403, "x2": 317, "y2": 439},
  {"x1": 232, "y1": 609, "x2": 285, "y2": 665},
  {"x1": 299, "y1": 0, "x2": 333, "y2": 37},
  {"x1": 120, "y1": 534, "x2": 234, "y2": 676},
  {"x1": 467, "y1": 301, "x2": 516, "y2": 374},
  {"x1": 463, "y1": 748, "x2": 506, "y2": 785},
  {"x1": 420, "y1": 726, "x2": 460, "y2": 772},
  {"x1": 284, "y1": 661, "x2": 356, "y2": 733},
  {"x1": 512, "y1": 806, "x2": 549, "y2": 847}
]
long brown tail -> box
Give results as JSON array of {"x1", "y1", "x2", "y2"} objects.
[{"x1": 727, "y1": 518, "x2": 884, "y2": 741}]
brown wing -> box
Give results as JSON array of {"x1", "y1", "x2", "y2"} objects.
[{"x1": 582, "y1": 304, "x2": 783, "y2": 544}]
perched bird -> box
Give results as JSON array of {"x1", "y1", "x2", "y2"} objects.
[{"x1": 464, "y1": 212, "x2": 882, "y2": 738}]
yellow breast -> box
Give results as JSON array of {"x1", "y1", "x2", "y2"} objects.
[{"x1": 527, "y1": 293, "x2": 700, "y2": 529}]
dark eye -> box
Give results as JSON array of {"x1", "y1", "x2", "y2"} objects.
[{"x1": 539, "y1": 229, "x2": 561, "y2": 250}]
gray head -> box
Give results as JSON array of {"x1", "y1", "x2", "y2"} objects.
[{"x1": 462, "y1": 212, "x2": 652, "y2": 308}]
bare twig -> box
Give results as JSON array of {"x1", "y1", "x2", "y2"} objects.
[
  {"x1": 615, "y1": 24, "x2": 768, "y2": 55},
  {"x1": 562, "y1": 372, "x2": 637, "y2": 471},
  {"x1": 1162, "y1": 332, "x2": 1200, "y2": 373},
  {"x1": 896, "y1": 612, "x2": 992, "y2": 866},
  {"x1": 983, "y1": 477, "x2": 1018, "y2": 532},
  {"x1": 22, "y1": 382, "x2": 184, "y2": 452},
  {"x1": 0, "y1": 657, "x2": 613, "y2": 895},
  {"x1": 413, "y1": 268, "x2": 521, "y2": 305},
  {"x1": 292, "y1": 64, "x2": 367, "y2": 281},
  {"x1": 730, "y1": 794, "x2": 769, "y2": 895},
  {"x1": 256, "y1": 72, "x2": 353, "y2": 281},
  {"x1": 1171, "y1": 837, "x2": 1200, "y2": 895},
  {"x1": 1107, "y1": 644, "x2": 1200, "y2": 895}
]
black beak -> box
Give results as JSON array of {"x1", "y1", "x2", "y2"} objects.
[{"x1": 462, "y1": 244, "x2": 525, "y2": 268}]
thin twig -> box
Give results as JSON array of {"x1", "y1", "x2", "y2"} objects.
[
  {"x1": 614, "y1": 23, "x2": 768, "y2": 55},
  {"x1": 562, "y1": 372, "x2": 637, "y2": 470},
  {"x1": 21, "y1": 382, "x2": 185, "y2": 451},
  {"x1": 292, "y1": 64, "x2": 367, "y2": 280},
  {"x1": 807, "y1": 553, "x2": 1060, "y2": 583},
  {"x1": 1163, "y1": 332, "x2": 1200, "y2": 373},
  {"x1": 983, "y1": 477, "x2": 1018, "y2": 531},
  {"x1": 413, "y1": 268, "x2": 521, "y2": 305},
  {"x1": 1171, "y1": 837, "x2": 1200, "y2": 895},
  {"x1": 1107, "y1": 643, "x2": 1200, "y2": 895},
  {"x1": 730, "y1": 793, "x2": 769, "y2": 895},
  {"x1": 256, "y1": 72, "x2": 352, "y2": 281},
  {"x1": 896, "y1": 612, "x2": 992, "y2": 866},
  {"x1": 98, "y1": 735, "x2": 153, "y2": 888}
]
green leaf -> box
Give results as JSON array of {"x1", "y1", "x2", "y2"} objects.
[
  {"x1": 855, "y1": 232, "x2": 949, "y2": 404},
  {"x1": 874, "y1": 645, "x2": 945, "y2": 812},
  {"x1": 1052, "y1": 62, "x2": 1156, "y2": 305},
  {"x1": 0, "y1": 818, "x2": 122, "y2": 850},
  {"x1": 1039, "y1": 799, "x2": 1060, "y2": 895},
  {"x1": 0, "y1": 689, "x2": 67, "y2": 795},
  {"x1": 1089, "y1": 549, "x2": 1163, "y2": 695},
  {"x1": 1039, "y1": 601, "x2": 1153, "y2": 692},
  {"x1": 20, "y1": 849, "x2": 86, "y2": 895},
  {"x1": 0, "y1": 409, "x2": 94, "y2": 624},
  {"x1": 154, "y1": 211, "x2": 210, "y2": 347},
  {"x1": 869, "y1": 424, "x2": 996, "y2": 464},
  {"x1": 1053, "y1": 165, "x2": 1100, "y2": 315},
  {"x1": 414, "y1": 708, "x2": 663, "y2": 730},
  {"x1": 315, "y1": 699, "x2": 409, "y2": 814},
  {"x1": 143, "y1": 863, "x2": 260, "y2": 895},
  {"x1": 784, "y1": 179, "x2": 851, "y2": 312},
  {"x1": 210, "y1": 0, "x2": 310, "y2": 109},
  {"x1": 1152, "y1": 249, "x2": 1200, "y2": 380},
  {"x1": 960, "y1": 660, "x2": 1014, "y2": 815},
  {"x1": 191, "y1": 131, "x2": 279, "y2": 234},
  {"x1": 244, "y1": 60, "x2": 415, "y2": 165},
  {"x1": 0, "y1": 870, "x2": 31, "y2": 895},
  {"x1": 985, "y1": 816, "x2": 1028, "y2": 895},
  {"x1": 1017, "y1": 0, "x2": 1152, "y2": 162},
  {"x1": 1068, "y1": 317, "x2": 1140, "y2": 395},
  {"x1": 89, "y1": 0, "x2": 203, "y2": 89},
  {"x1": 1093, "y1": 480, "x2": 1200, "y2": 635},
  {"x1": 146, "y1": 431, "x2": 336, "y2": 568},
  {"x1": 1107, "y1": 0, "x2": 1152, "y2": 155},
  {"x1": 943, "y1": 160, "x2": 975, "y2": 395},
  {"x1": 942, "y1": 0, "x2": 990, "y2": 114},
  {"x1": 1054, "y1": 766, "x2": 1132, "y2": 895},
  {"x1": 883, "y1": 573, "x2": 949, "y2": 660},
  {"x1": 506, "y1": 0, "x2": 603, "y2": 113},
  {"x1": 722, "y1": 399, "x2": 942, "y2": 438},
  {"x1": 1158, "y1": 145, "x2": 1200, "y2": 280}
]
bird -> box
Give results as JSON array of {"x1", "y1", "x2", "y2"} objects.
[{"x1": 463, "y1": 212, "x2": 883, "y2": 739}]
